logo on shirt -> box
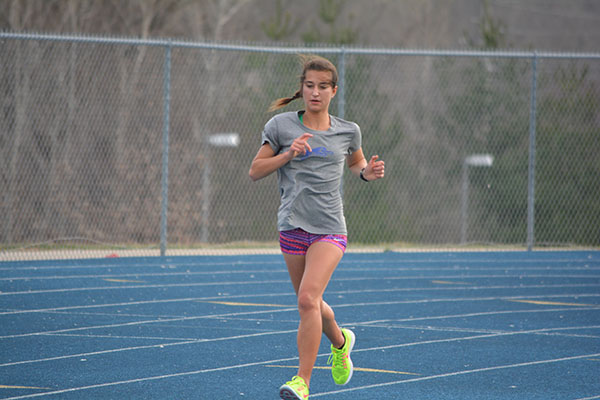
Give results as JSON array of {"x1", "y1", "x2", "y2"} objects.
[{"x1": 300, "y1": 147, "x2": 333, "y2": 161}]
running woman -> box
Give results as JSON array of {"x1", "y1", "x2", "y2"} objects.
[{"x1": 249, "y1": 55, "x2": 385, "y2": 399}]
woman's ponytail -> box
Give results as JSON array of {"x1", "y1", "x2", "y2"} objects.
[{"x1": 268, "y1": 90, "x2": 302, "y2": 112}]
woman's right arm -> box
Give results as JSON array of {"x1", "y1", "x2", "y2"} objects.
[
  {"x1": 248, "y1": 144, "x2": 291, "y2": 181},
  {"x1": 248, "y1": 133, "x2": 313, "y2": 181}
]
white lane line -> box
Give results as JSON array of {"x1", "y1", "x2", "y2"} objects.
[
  {"x1": 2, "y1": 294, "x2": 599, "y2": 339},
  {"x1": 3, "y1": 264, "x2": 599, "y2": 280},
  {"x1": 352, "y1": 306, "x2": 600, "y2": 325},
  {"x1": 0, "y1": 307, "x2": 298, "y2": 339},
  {"x1": 1, "y1": 254, "x2": 597, "y2": 272},
  {"x1": 344, "y1": 325, "x2": 600, "y2": 356},
  {"x1": 0, "y1": 353, "x2": 304, "y2": 400},
  {"x1": 3, "y1": 305, "x2": 596, "y2": 351},
  {"x1": 357, "y1": 322, "x2": 600, "y2": 339},
  {"x1": 2, "y1": 282, "x2": 599, "y2": 316},
  {"x1": 3, "y1": 274, "x2": 600, "y2": 296},
  {"x1": 0, "y1": 260, "x2": 283, "y2": 272},
  {"x1": 0, "y1": 279, "x2": 290, "y2": 296},
  {"x1": 3, "y1": 348, "x2": 599, "y2": 399},
  {"x1": 0, "y1": 329, "x2": 297, "y2": 368},
  {"x1": 3, "y1": 313, "x2": 598, "y2": 373},
  {"x1": 0, "y1": 269, "x2": 289, "y2": 281},
  {"x1": 312, "y1": 353, "x2": 600, "y2": 397},
  {"x1": 3, "y1": 340, "x2": 598, "y2": 400}
]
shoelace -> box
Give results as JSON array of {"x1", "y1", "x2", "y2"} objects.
[{"x1": 327, "y1": 347, "x2": 347, "y2": 368}]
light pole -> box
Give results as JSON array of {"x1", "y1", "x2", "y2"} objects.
[
  {"x1": 460, "y1": 154, "x2": 493, "y2": 245},
  {"x1": 201, "y1": 133, "x2": 240, "y2": 243}
]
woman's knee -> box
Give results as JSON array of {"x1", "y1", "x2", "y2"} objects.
[{"x1": 297, "y1": 290, "x2": 321, "y2": 314}]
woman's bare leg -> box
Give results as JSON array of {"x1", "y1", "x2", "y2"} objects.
[
  {"x1": 321, "y1": 300, "x2": 345, "y2": 349},
  {"x1": 282, "y1": 242, "x2": 344, "y2": 387}
]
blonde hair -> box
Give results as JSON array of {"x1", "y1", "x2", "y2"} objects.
[{"x1": 268, "y1": 54, "x2": 338, "y2": 112}]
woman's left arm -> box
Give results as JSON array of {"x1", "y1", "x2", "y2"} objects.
[{"x1": 347, "y1": 148, "x2": 385, "y2": 182}]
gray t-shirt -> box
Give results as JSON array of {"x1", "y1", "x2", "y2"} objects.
[{"x1": 261, "y1": 111, "x2": 361, "y2": 235}]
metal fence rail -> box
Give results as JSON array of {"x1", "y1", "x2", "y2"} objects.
[{"x1": 1, "y1": 32, "x2": 599, "y2": 260}]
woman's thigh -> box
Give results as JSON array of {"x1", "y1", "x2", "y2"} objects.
[{"x1": 298, "y1": 241, "x2": 344, "y2": 299}]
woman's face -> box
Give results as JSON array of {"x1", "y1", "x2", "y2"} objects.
[{"x1": 302, "y1": 69, "x2": 337, "y2": 114}]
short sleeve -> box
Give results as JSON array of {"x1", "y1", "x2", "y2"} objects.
[
  {"x1": 261, "y1": 116, "x2": 280, "y2": 153},
  {"x1": 348, "y1": 122, "x2": 362, "y2": 154}
]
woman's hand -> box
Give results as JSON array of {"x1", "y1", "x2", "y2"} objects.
[
  {"x1": 249, "y1": 133, "x2": 314, "y2": 181},
  {"x1": 287, "y1": 133, "x2": 313, "y2": 159},
  {"x1": 362, "y1": 155, "x2": 385, "y2": 181}
]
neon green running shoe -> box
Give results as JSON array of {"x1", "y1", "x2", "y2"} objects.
[
  {"x1": 328, "y1": 328, "x2": 355, "y2": 385},
  {"x1": 279, "y1": 375, "x2": 309, "y2": 400}
]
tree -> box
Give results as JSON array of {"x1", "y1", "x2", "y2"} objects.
[
  {"x1": 261, "y1": 0, "x2": 299, "y2": 41},
  {"x1": 301, "y1": 0, "x2": 358, "y2": 45},
  {"x1": 535, "y1": 64, "x2": 600, "y2": 245}
]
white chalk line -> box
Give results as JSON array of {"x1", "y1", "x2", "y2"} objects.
[
  {"x1": 3, "y1": 273, "x2": 600, "y2": 296},
  {"x1": 0, "y1": 328, "x2": 298, "y2": 368},
  {"x1": 2, "y1": 281, "x2": 599, "y2": 316},
  {"x1": 1, "y1": 253, "x2": 596, "y2": 272},
  {"x1": 2, "y1": 263, "x2": 599, "y2": 281},
  {"x1": 311, "y1": 352, "x2": 600, "y2": 397},
  {"x1": 2, "y1": 307, "x2": 598, "y2": 369},
  {"x1": 2, "y1": 292, "x2": 599, "y2": 339},
  {"x1": 3, "y1": 332, "x2": 599, "y2": 399}
]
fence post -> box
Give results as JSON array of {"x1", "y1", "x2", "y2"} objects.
[
  {"x1": 337, "y1": 47, "x2": 347, "y2": 197},
  {"x1": 337, "y1": 46, "x2": 346, "y2": 119},
  {"x1": 160, "y1": 41, "x2": 172, "y2": 257},
  {"x1": 526, "y1": 52, "x2": 538, "y2": 251}
]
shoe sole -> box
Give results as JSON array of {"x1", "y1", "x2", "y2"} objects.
[
  {"x1": 279, "y1": 386, "x2": 306, "y2": 400},
  {"x1": 337, "y1": 328, "x2": 355, "y2": 385}
]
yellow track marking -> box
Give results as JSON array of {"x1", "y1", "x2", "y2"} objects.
[
  {"x1": 507, "y1": 299, "x2": 594, "y2": 307},
  {"x1": 265, "y1": 364, "x2": 419, "y2": 376},
  {"x1": 202, "y1": 301, "x2": 288, "y2": 307},
  {"x1": 0, "y1": 385, "x2": 49, "y2": 389},
  {"x1": 103, "y1": 279, "x2": 145, "y2": 283},
  {"x1": 432, "y1": 280, "x2": 470, "y2": 285}
]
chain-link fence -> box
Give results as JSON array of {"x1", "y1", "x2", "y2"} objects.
[{"x1": 1, "y1": 32, "x2": 599, "y2": 260}]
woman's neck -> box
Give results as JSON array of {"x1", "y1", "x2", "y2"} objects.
[{"x1": 302, "y1": 110, "x2": 330, "y2": 131}]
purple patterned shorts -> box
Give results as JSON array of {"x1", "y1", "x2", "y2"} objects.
[{"x1": 279, "y1": 228, "x2": 347, "y2": 255}]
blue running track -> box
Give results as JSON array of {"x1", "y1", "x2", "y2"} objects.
[{"x1": 1, "y1": 251, "x2": 599, "y2": 399}]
